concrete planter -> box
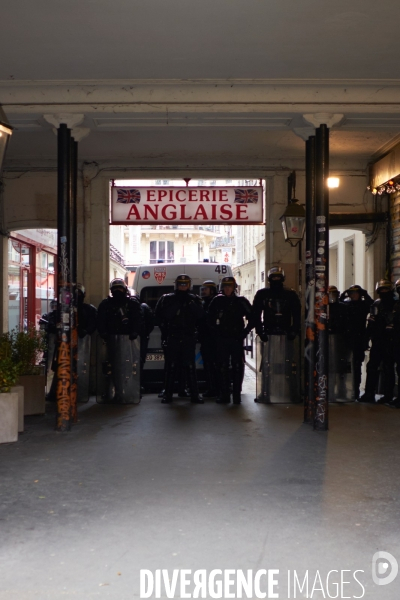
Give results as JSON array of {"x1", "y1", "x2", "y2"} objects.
[
  {"x1": 0, "y1": 392, "x2": 18, "y2": 443},
  {"x1": 10, "y1": 385, "x2": 24, "y2": 432},
  {"x1": 18, "y1": 374, "x2": 46, "y2": 416}
]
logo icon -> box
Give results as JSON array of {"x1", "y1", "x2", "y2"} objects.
[
  {"x1": 142, "y1": 271, "x2": 150, "y2": 279},
  {"x1": 372, "y1": 551, "x2": 398, "y2": 586},
  {"x1": 116, "y1": 188, "x2": 141, "y2": 204},
  {"x1": 234, "y1": 188, "x2": 259, "y2": 204},
  {"x1": 154, "y1": 267, "x2": 167, "y2": 284}
]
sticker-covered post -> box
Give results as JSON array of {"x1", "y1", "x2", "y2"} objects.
[
  {"x1": 70, "y1": 139, "x2": 78, "y2": 422},
  {"x1": 56, "y1": 124, "x2": 72, "y2": 432},
  {"x1": 304, "y1": 136, "x2": 316, "y2": 424},
  {"x1": 314, "y1": 124, "x2": 329, "y2": 430}
]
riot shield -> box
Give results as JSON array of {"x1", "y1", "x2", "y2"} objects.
[
  {"x1": 77, "y1": 335, "x2": 91, "y2": 403},
  {"x1": 328, "y1": 333, "x2": 352, "y2": 402},
  {"x1": 96, "y1": 334, "x2": 141, "y2": 404},
  {"x1": 45, "y1": 333, "x2": 57, "y2": 401},
  {"x1": 255, "y1": 334, "x2": 300, "y2": 403}
]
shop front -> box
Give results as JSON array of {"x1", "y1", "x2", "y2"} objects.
[{"x1": 8, "y1": 229, "x2": 57, "y2": 331}]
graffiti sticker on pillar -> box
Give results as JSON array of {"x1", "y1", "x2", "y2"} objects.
[{"x1": 111, "y1": 186, "x2": 263, "y2": 225}]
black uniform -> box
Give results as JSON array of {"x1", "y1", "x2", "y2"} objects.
[
  {"x1": 198, "y1": 295, "x2": 219, "y2": 397},
  {"x1": 390, "y1": 300, "x2": 400, "y2": 407},
  {"x1": 328, "y1": 299, "x2": 347, "y2": 334},
  {"x1": 155, "y1": 290, "x2": 204, "y2": 402},
  {"x1": 39, "y1": 308, "x2": 57, "y2": 336},
  {"x1": 364, "y1": 294, "x2": 396, "y2": 402},
  {"x1": 340, "y1": 290, "x2": 373, "y2": 399},
  {"x1": 208, "y1": 293, "x2": 253, "y2": 403},
  {"x1": 77, "y1": 300, "x2": 97, "y2": 338},
  {"x1": 97, "y1": 294, "x2": 144, "y2": 339},
  {"x1": 139, "y1": 301, "x2": 155, "y2": 369},
  {"x1": 252, "y1": 282, "x2": 301, "y2": 339}
]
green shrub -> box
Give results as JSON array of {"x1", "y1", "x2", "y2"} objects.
[
  {"x1": 0, "y1": 333, "x2": 19, "y2": 392},
  {"x1": 11, "y1": 326, "x2": 47, "y2": 376}
]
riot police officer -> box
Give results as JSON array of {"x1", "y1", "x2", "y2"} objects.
[
  {"x1": 388, "y1": 279, "x2": 400, "y2": 408},
  {"x1": 198, "y1": 280, "x2": 219, "y2": 399},
  {"x1": 327, "y1": 286, "x2": 349, "y2": 401},
  {"x1": 253, "y1": 267, "x2": 301, "y2": 340},
  {"x1": 97, "y1": 278, "x2": 144, "y2": 403},
  {"x1": 362, "y1": 279, "x2": 395, "y2": 403},
  {"x1": 155, "y1": 274, "x2": 204, "y2": 404},
  {"x1": 340, "y1": 284, "x2": 373, "y2": 400},
  {"x1": 74, "y1": 283, "x2": 97, "y2": 339},
  {"x1": 40, "y1": 299, "x2": 58, "y2": 400},
  {"x1": 328, "y1": 286, "x2": 346, "y2": 334},
  {"x1": 98, "y1": 279, "x2": 143, "y2": 339},
  {"x1": 39, "y1": 299, "x2": 58, "y2": 337},
  {"x1": 73, "y1": 283, "x2": 97, "y2": 402},
  {"x1": 133, "y1": 293, "x2": 155, "y2": 390},
  {"x1": 361, "y1": 279, "x2": 395, "y2": 404},
  {"x1": 208, "y1": 276, "x2": 253, "y2": 405},
  {"x1": 252, "y1": 267, "x2": 301, "y2": 403}
]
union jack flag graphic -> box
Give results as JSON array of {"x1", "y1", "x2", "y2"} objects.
[
  {"x1": 116, "y1": 188, "x2": 141, "y2": 204},
  {"x1": 234, "y1": 188, "x2": 259, "y2": 204}
]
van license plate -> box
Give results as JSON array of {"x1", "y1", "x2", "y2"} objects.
[{"x1": 147, "y1": 353, "x2": 164, "y2": 361}]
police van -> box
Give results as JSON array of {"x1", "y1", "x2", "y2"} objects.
[{"x1": 133, "y1": 262, "x2": 233, "y2": 390}]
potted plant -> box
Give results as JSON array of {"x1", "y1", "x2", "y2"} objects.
[
  {"x1": 13, "y1": 326, "x2": 47, "y2": 416},
  {"x1": 0, "y1": 333, "x2": 19, "y2": 443}
]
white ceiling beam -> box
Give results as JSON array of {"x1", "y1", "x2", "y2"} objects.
[
  {"x1": 2, "y1": 79, "x2": 400, "y2": 108},
  {"x1": 7, "y1": 103, "x2": 400, "y2": 116}
]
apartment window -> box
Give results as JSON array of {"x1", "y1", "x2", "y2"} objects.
[{"x1": 150, "y1": 241, "x2": 175, "y2": 263}]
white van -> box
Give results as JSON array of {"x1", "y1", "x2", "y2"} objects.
[{"x1": 133, "y1": 262, "x2": 233, "y2": 390}]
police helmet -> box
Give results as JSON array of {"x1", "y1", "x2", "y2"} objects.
[
  {"x1": 175, "y1": 274, "x2": 192, "y2": 290},
  {"x1": 376, "y1": 279, "x2": 393, "y2": 293},
  {"x1": 75, "y1": 283, "x2": 86, "y2": 297},
  {"x1": 220, "y1": 276, "x2": 237, "y2": 291},
  {"x1": 328, "y1": 285, "x2": 339, "y2": 303},
  {"x1": 395, "y1": 279, "x2": 400, "y2": 291},
  {"x1": 200, "y1": 280, "x2": 217, "y2": 297},
  {"x1": 348, "y1": 284, "x2": 362, "y2": 294},
  {"x1": 267, "y1": 266, "x2": 285, "y2": 282},
  {"x1": 110, "y1": 278, "x2": 128, "y2": 294}
]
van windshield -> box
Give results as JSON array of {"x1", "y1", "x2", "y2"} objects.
[{"x1": 140, "y1": 286, "x2": 202, "y2": 310}]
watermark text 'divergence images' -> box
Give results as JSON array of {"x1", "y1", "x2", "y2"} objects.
[{"x1": 140, "y1": 553, "x2": 398, "y2": 598}]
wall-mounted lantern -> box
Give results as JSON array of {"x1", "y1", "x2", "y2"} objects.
[{"x1": 280, "y1": 171, "x2": 306, "y2": 247}]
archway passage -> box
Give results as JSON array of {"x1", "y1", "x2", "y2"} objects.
[{"x1": 107, "y1": 177, "x2": 264, "y2": 401}]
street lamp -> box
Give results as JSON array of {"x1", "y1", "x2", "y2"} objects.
[{"x1": 0, "y1": 106, "x2": 13, "y2": 172}]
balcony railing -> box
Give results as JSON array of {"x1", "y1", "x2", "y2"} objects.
[
  {"x1": 140, "y1": 225, "x2": 218, "y2": 232},
  {"x1": 209, "y1": 237, "x2": 235, "y2": 248},
  {"x1": 110, "y1": 244, "x2": 125, "y2": 267}
]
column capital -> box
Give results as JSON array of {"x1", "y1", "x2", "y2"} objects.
[
  {"x1": 43, "y1": 113, "x2": 84, "y2": 129},
  {"x1": 303, "y1": 113, "x2": 344, "y2": 129},
  {"x1": 292, "y1": 127, "x2": 315, "y2": 141}
]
